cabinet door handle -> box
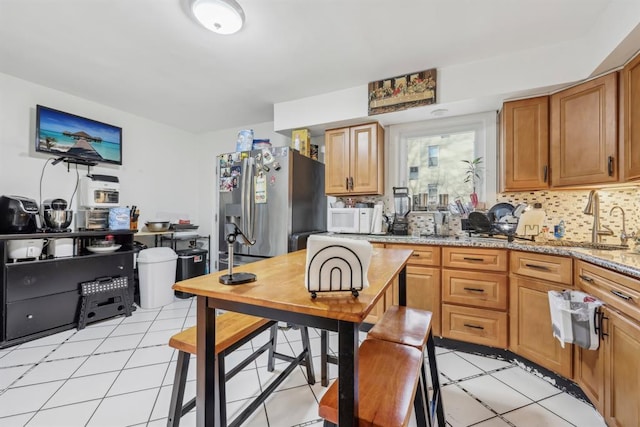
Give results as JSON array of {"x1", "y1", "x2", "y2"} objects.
[
  {"x1": 579, "y1": 274, "x2": 594, "y2": 283},
  {"x1": 412, "y1": 253, "x2": 420, "y2": 257},
  {"x1": 345, "y1": 177, "x2": 349, "y2": 190},
  {"x1": 525, "y1": 263, "x2": 550, "y2": 271},
  {"x1": 543, "y1": 165, "x2": 548, "y2": 183},
  {"x1": 463, "y1": 257, "x2": 484, "y2": 262},
  {"x1": 463, "y1": 287, "x2": 485, "y2": 293},
  {"x1": 611, "y1": 290, "x2": 633, "y2": 301},
  {"x1": 608, "y1": 156, "x2": 614, "y2": 176},
  {"x1": 463, "y1": 323, "x2": 484, "y2": 330},
  {"x1": 349, "y1": 176, "x2": 354, "y2": 190}
]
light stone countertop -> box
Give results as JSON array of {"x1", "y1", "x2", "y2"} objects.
[{"x1": 325, "y1": 233, "x2": 640, "y2": 281}]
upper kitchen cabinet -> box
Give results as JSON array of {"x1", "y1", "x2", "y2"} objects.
[
  {"x1": 550, "y1": 72, "x2": 618, "y2": 187},
  {"x1": 325, "y1": 122, "x2": 384, "y2": 196},
  {"x1": 502, "y1": 96, "x2": 550, "y2": 191},
  {"x1": 621, "y1": 53, "x2": 640, "y2": 181}
]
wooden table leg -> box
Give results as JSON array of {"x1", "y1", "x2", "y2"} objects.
[
  {"x1": 197, "y1": 296, "x2": 219, "y2": 427},
  {"x1": 338, "y1": 320, "x2": 359, "y2": 427}
]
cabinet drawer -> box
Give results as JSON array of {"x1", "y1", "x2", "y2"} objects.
[
  {"x1": 442, "y1": 247, "x2": 507, "y2": 272},
  {"x1": 442, "y1": 304, "x2": 508, "y2": 348},
  {"x1": 442, "y1": 269, "x2": 508, "y2": 310},
  {"x1": 6, "y1": 253, "x2": 133, "y2": 302},
  {"x1": 6, "y1": 291, "x2": 80, "y2": 340},
  {"x1": 510, "y1": 251, "x2": 572, "y2": 285},
  {"x1": 575, "y1": 260, "x2": 640, "y2": 321},
  {"x1": 386, "y1": 244, "x2": 440, "y2": 266}
]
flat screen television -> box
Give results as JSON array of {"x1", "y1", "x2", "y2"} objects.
[{"x1": 35, "y1": 105, "x2": 122, "y2": 165}]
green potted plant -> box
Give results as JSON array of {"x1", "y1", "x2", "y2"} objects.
[{"x1": 462, "y1": 157, "x2": 483, "y2": 208}]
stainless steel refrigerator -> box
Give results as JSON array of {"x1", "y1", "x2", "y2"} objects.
[{"x1": 217, "y1": 146, "x2": 326, "y2": 271}]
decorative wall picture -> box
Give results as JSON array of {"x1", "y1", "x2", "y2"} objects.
[{"x1": 368, "y1": 68, "x2": 437, "y2": 115}]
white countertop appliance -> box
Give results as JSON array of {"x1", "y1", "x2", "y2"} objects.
[
  {"x1": 327, "y1": 207, "x2": 373, "y2": 234},
  {"x1": 78, "y1": 174, "x2": 120, "y2": 208},
  {"x1": 7, "y1": 239, "x2": 45, "y2": 260}
]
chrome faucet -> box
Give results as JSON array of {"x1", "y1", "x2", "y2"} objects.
[
  {"x1": 609, "y1": 206, "x2": 633, "y2": 246},
  {"x1": 583, "y1": 190, "x2": 614, "y2": 243}
]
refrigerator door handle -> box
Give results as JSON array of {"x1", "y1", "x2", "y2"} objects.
[{"x1": 240, "y1": 156, "x2": 256, "y2": 242}]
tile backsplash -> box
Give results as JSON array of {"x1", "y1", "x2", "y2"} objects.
[{"x1": 341, "y1": 187, "x2": 640, "y2": 243}]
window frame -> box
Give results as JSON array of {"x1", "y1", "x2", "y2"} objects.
[{"x1": 388, "y1": 111, "x2": 497, "y2": 207}]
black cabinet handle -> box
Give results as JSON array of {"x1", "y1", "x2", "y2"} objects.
[
  {"x1": 543, "y1": 165, "x2": 548, "y2": 183},
  {"x1": 579, "y1": 274, "x2": 594, "y2": 283},
  {"x1": 463, "y1": 287, "x2": 485, "y2": 293},
  {"x1": 345, "y1": 177, "x2": 349, "y2": 190},
  {"x1": 611, "y1": 290, "x2": 632, "y2": 301},
  {"x1": 525, "y1": 263, "x2": 551, "y2": 271},
  {"x1": 463, "y1": 257, "x2": 484, "y2": 262},
  {"x1": 464, "y1": 323, "x2": 484, "y2": 330},
  {"x1": 349, "y1": 177, "x2": 354, "y2": 190},
  {"x1": 608, "y1": 156, "x2": 614, "y2": 176}
]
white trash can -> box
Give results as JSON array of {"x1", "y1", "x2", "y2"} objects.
[{"x1": 137, "y1": 247, "x2": 178, "y2": 309}]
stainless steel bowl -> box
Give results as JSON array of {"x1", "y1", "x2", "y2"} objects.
[
  {"x1": 145, "y1": 221, "x2": 171, "y2": 232},
  {"x1": 43, "y1": 209, "x2": 73, "y2": 229}
]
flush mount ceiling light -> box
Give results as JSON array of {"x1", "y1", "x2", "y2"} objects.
[{"x1": 189, "y1": 0, "x2": 245, "y2": 35}]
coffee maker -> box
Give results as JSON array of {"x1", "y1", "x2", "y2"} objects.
[{"x1": 391, "y1": 187, "x2": 411, "y2": 235}]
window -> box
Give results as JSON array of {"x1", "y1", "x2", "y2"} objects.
[
  {"x1": 389, "y1": 111, "x2": 497, "y2": 208},
  {"x1": 428, "y1": 145, "x2": 439, "y2": 167}
]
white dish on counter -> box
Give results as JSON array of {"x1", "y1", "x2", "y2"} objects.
[{"x1": 86, "y1": 244, "x2": 121, "y2": 254}]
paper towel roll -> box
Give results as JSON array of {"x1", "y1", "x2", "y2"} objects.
[{"x1": 372, "y1": 204, "x2": 383, "y2": 234}]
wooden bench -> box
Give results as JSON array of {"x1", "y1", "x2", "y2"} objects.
[
  {"x1": 318, "y1": 338, "x2": 425, "y2": 427},
  {"x1": 167, "y1": 312, "x2": 315, "y2": 427},
  {"x1": 368, "y1": 306, "x2": 445, "y2": 427}
]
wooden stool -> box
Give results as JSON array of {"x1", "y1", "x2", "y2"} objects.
[
  {"x1": 318, "y1": 338, "x2": 424, "y2": 427},
  {"x1": 368, "y1": 306, "x2": 445, "y2": 427},
  {"x1": 167, "y1": 313, "x2": 315, "y2": 427}
]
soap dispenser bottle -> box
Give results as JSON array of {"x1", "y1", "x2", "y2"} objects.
[{"x1": 554, "y1": 220, "x2": 566, "y2": 239}]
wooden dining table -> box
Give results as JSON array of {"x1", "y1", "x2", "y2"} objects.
[{"x1": 173, "y1": 247, "x2": 413, "y2": 427}]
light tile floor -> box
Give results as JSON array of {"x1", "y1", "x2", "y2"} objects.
[{"x1": 0, "y1": 297, "x2": 607, "y2": 427}]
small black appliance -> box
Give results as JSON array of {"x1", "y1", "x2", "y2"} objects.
[
  {"x1": 0, "y1": 195, "x2": 41, "y2": 234},
  {"x1": 392, "y1": 187, "x2": 411, "y2": 235}
]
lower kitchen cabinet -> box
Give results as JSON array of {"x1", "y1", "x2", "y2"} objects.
[
  {"x1": 441, "y1": 247, "x2": 508, "y2": 347},
  {"x1": 386, "y1": 244, "x2": 441, "y2": 336},
  {"x1": 442, "y1": 303, "x2": 508, "y2": 348},
  {"x1": 575, "y1": 259, "x2": 640, "y2": 426},
  {"x1": 604, "y1": 308, "x2": 640, "y2": 427},
  {"x1": 509, "y1": 275, "x2": 573, "y2": 378}
]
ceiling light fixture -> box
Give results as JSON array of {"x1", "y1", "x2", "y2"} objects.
[{"x1": 189, "y1": 0, "x2": 245, "y2": 35}]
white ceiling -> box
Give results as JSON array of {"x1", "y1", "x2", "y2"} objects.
[{"x1": 1, "y1": 0, "x2": 639, "y2": 134}]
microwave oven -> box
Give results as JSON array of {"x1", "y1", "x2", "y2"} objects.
[{"x1": 327, "y1": 208, "x2": 373, "y2": 234}]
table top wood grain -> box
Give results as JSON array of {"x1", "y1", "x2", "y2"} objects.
[{"x1": 173, "y1": 248, "x2": 413, "y2": 323}]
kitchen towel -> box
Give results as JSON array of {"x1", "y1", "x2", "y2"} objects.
[{"x1": 305, "y1": 235, "x2": 372, "y2": 294}]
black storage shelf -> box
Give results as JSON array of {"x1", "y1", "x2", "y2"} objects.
[{"x1": 1, "y1": 230, "x2": 136, "y2": 348}]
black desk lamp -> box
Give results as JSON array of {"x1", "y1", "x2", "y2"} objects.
[{"x1": 219, "y1": 223, "x2": 257, "y2": 285}]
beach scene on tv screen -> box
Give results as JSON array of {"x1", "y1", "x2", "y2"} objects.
[{"x1": 37, "y1": 107, "x2": 121, "y2": 164}]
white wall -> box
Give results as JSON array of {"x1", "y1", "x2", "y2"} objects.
[{"x1": 0, "y1": 73, "x2": 201, "y2": 233}]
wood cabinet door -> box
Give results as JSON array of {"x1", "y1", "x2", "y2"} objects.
[
  {"x1": 350, "y1": 123, "x2": 383, "y2": 195},
  {"x1": 324, "y1": 127, "x2": 350, "y2": 195},
  {"x1": 502, "y1": 96, "x2": 550, "y2": 191},
  {"x1": 550, "y1": 72, "x2": 618, "y2": 187},
  {"x1": 390, "y1": 265, "x2": 441, "y2": 336},
  {"x1": 509, "y1": 275, "x2": 573, "y2": 378},
  {"x1": 622, "y1": 53, "x2": 640, "y2": 180},
  {"x1": 604, "y1": 308, "x2": 640, "y2": 427},
  {"x1": 574, "y1": 328, "x2": 605, "y2": 413}
]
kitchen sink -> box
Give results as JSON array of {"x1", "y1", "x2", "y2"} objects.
[{"x1": 532, "y1": 240, "x2": 629, "y2": 251}]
